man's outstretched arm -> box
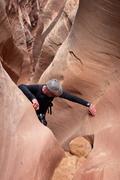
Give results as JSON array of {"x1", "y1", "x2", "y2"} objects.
[
  {"x1": 60, "y1": 91, "x2": 91, "y2": 107},
  {"x1": 60, "y1": 91, "x2": 96, "y2": 116}
]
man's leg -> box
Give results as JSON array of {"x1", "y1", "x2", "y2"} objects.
[{"x1": 37, "y1": 114, "x2": 47, "y2": 126}]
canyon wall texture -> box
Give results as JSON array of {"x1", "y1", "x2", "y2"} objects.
[
  {"x1": 0, "y1": 60, "x2": 64, "y2": 180},
  {"x1": 40, "y1": 0, "x2": 120, "y2": 179},
  {"x1": 1, "y1": 0, "x2": 120, "y2": 179}
]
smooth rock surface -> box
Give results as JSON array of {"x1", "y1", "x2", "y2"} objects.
[
  {"x1": 40, "y1": 0, "x2": 120, "y2": 179},
  {"x1": 0, "y1": 61, "x2": 64, "y2": 180}
]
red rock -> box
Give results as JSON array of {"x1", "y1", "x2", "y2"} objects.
[
  {"x1": 40, "y1": 0, "x2": 120, "y2": 179},
  {"x1": 52, "y1": 152, "x2": 86, "y2": 180},
  {"x1": 0, "y1": 61, "x2": 64, "y2": 180},
  {"x1": 69, "y1": 137, "x2": 92, "y2": 158}
]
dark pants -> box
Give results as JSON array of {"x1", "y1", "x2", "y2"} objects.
[{"x1": 37, "y1": 113, "x2": 47, "y2": 126}]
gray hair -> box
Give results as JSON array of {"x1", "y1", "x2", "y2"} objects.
[{"x1": 46, "y1": 79, "x2": 63, "y2": 96}]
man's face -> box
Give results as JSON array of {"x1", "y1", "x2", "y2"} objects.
[{"x1": 42, "y1": 85, "x2": 56, "y2": 97}]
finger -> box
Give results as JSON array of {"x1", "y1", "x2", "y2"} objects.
[
  {"x1": 35, "y1": 104, "x2": 39, "y2": 110},
  {"x1": 33, "y1": 105, "x2": 36, "y2": 109},
  {"x1": 33, "y1": 103, "x2": 37, "y2": 108},
  {"x1": 36, "y1": 106, "x2": 39, "y2": 110}
]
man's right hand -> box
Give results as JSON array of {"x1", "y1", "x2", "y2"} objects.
[{"x1": 32, "y1": 99, "x2": 39, "y2": 110}]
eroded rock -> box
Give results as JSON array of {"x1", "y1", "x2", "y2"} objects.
[
  {"x1": 0, "y1": 61, "x2": 64, "y2": 180},
  {"x1": 52, "y1": 152, "x2": 86, "y2": 180},
  {"x1": 69, "y1": 137, "x2": 92, "y2": 158}
]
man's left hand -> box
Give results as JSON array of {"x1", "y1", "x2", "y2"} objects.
[{"x1": 88, "y1": 104, "x2": 96, "y2": 116}]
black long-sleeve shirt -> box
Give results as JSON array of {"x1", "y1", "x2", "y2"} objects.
[{"x1": 18, "y1": 84, "x2": 91, "y2": 115}]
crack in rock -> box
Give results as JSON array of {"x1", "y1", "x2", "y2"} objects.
[
  {"x1": 63, "y1": 11, "x2": 72, "y2": 27},
  {"x1": 69, "y1": 51, "x2": 83, "y2": 65},
  {"x1": 49, "y1": 39, "x2": 62, "y2": 47}
]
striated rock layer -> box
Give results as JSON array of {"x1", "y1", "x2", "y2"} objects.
[
  {"x1": 0, "y1": 61, "x2": 64, "y2": 180},
  {"x1": 40, "y1": 0, "x2": 120, "y2": 179},
  {"x1": 32, "y1": 0, "x2": 79, "y2": 82},
  {"x1": 0, "y1": 0, "x2": 31, "y2": 83}
]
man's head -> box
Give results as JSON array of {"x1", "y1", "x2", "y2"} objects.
[{"x1": 42, "y1": 79, "x2": 63, "y2": 97}]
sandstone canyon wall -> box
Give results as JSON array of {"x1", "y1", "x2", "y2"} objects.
[
  {"x1": 0, "y1": 60, "x2": 64, "y2": 180},
  {"x1": 1, "y1": 0, "x2": 120, "y2": 179},
  {"x1": 40, "y1": 0, "x2": 120, "y2": 179}
]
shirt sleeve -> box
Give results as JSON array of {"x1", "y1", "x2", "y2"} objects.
[
  {"x1": 18, "y1": 84, "x2": 39, "y2": 101},
  {"x1": 60, "y1": 91, "x2": 91, "y2": 107}
]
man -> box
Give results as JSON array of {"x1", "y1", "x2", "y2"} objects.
[{"x1": 18, "y1": 79, "x2": 96, "y2": 126}]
